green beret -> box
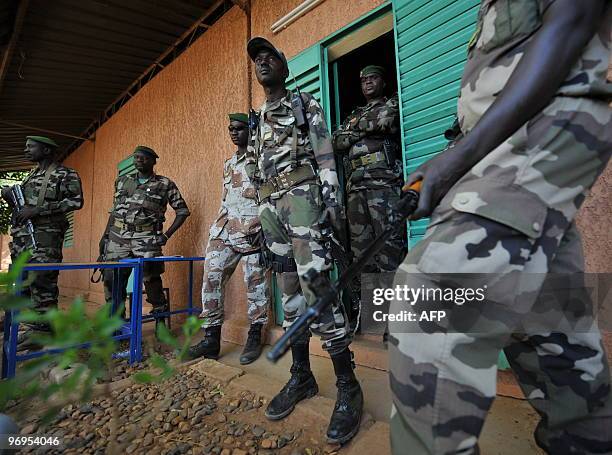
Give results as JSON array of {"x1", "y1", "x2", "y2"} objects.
[
  {"x1": 26, "y1": 136, "x2": 58, "y2": 148},
  {"x1": 228, "y1": 113, "x2": 249, "y2": 124},
  {"x1": 134, "y1": 145, "x2": 159, "y2": 159},
  {"x1": 360, "y1": 65, "x2": 386, "y2": 79}
]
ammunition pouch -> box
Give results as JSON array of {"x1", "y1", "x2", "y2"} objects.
[
  {"x1": 350, "y1": 151, "x2": 387, "y2": 170},
  {"x1": 257, "y1": 164, "x2": 316, "y2": 202},
  {"x1": 270, "y1": 253, "x2": 297, "y2": 273}
]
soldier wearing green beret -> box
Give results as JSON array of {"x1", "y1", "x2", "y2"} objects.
[
  {"x1": 189, "y1": 113, "x2": 270, "y2": 365},
  {"x1": 1, "y1": 136, "x2": 84, "y2": 348},
  {"x1": 99, "y1": 146, "x2": 190, "y2": 331},
  {"x1": 332, "y1": 65, "x2": 405, "y2": 339}
]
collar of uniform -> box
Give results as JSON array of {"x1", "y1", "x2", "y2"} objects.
[
  {"x1": 132, "y1": 173, "x2": 158, "y2": 184},
  {"x1": 236, "y1": 150, "x2": 247, "y2": 162},
  {"x1": 365, "y1": 97, "x2": 386, "y2": 109},
  {"x1": 261, "y1": 89, "x2": 292, "y2": 114}
]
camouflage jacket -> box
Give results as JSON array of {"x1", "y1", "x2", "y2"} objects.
[
  {"x1": 246, "y1": 90, "x2": 340, "y2": 207},
  {"x1": 109, "y1": 173, "x2": 190, "y2": 231},
  {"x1": 209, "y1": 151, "x2": 261, "y2": 249},
  {"x1": 11, "y1": 163, "x2": 83, "y2": 238},
  {"x1": 458, "y1": 0, "x2": 612, "y2": 133},
  {"x1": 332, "y1": 95, "x2": 402, "y2": 191}
]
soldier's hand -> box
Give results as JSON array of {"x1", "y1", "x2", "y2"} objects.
[
  {"x1": 405, "y1": 143, "x2": 470, "y2": 220},
  {"x1": 15, "y1": 206, "x2": 41, "y2": 224},
  {"x1": 155, "y1": 234, "x2": 168, "y2": 246}
]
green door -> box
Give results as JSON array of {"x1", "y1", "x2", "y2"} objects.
[
  {"x1": 393, "y1": 0, "x2": 480, "y2": 247},
  {"x1": 392, "y1": 0, "x2": 510, "y2": 370}
]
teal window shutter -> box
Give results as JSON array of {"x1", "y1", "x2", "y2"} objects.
[
  {"x1": 63, "y1": 211, "x2": 74, "y2": 248},
  {"x1": 393, "y1": 0, "x2": 480, "y2": 247},
  {"x1": 286, "y1": 45, "x2": 323, "y2": 105},
  {"x1": 117, "y1": 155, "x2": 136, "y2": 177}
]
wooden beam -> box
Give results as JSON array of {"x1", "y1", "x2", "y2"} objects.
[
  {"x1": 0, "y1": 0, "x2": 29, "y2": 98},
  {"x1": 0, "y1": 119, "x2": 94, "y2": 141}
]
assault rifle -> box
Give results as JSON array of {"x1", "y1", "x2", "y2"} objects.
[
  {"x1": 267, "y1": 181, "x2": 422, "y2": 362},
  {"x1": 8, "y1": 185, "x2": 37, "y2": 249}
]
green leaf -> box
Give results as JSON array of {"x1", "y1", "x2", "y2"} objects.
[
  {"x1": 133, "y1": 372, "x2": 154, "y2": 384},
  {"x1": 155, "y1": 322, "x2": 179, "y2": 348}
]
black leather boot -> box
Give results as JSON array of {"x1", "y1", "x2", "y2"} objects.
[
  {"x1": 240, "y1": 323, "x2": 263, "y2": 365},
  {"x1": 188, "y1": 325, "x2": 222, "y2": 360},
  {"x1": 327, "y1": 348, "x2": 363, "y2": 444},
  {"x1": 265, "y1": 340, "x2": 318, "y2": 420}
]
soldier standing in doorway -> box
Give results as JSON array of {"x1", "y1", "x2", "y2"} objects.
[
  {"x1": 246, "y1": 36, "x2": 362, "y2": 444},
  {"x1": 389, "y1": 1, "x2": 612, "y2": 453},
  {"x1": 1, "y1": 136, "x2": 83, "y2": 348},
  {"x1": 332, "y1": 65, "x2": 405, "y2": 337},
  {"x1": 99, "y1": 146, "x2": 190, "y2": 331},
  {"x1": 188, "y1": 113, "x2": 270, "y2": 365}
]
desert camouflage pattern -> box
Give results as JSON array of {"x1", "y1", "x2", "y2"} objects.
[
  {"x1": 390, "y1": 2, "x2": 612, "y2": 454},
  {"x1": 10, "y1": 164, "x2": 83, "y2": 311},
  {"x1": 248, "y1": 91, "x2": 350, "y2": 354},
  {"x1": 199, "y1": 238, "x2": 268, "y2": 328},
  {"x1": 199, "y1": 151, "x2": 269, "y2": 328},
  {"x1": 209, "y1": 152, "x2": 261, "y2": 252},
  {"x1": 103, "y1": 173, "x2": 190, "y2": 311}
]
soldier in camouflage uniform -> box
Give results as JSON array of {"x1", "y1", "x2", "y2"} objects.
[
  {"x1": 389, "y1": 1, "x2": 612, "y2": 454},
  {"x1": 188, "y1": 113, "x2": 270, "y2": 365},
  {"x1": 1, "y1": 136, "x2": 83, "y2": 344},
  {"x1": 100, "y1": 146, "x2": 190, "y2": 330},
  {"x1": 332, "y1": 65, "x2": 405, "y2": 336},
  {"x1": 246, "y1": 37, "x2": 362, "y2": 444}
]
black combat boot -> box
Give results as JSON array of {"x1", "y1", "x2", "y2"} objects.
[
  {"x1": 188, "y1": 325, "x2": 222, "y2": 360},
  {"x1": 240, "y1": 323, "x2": 263, "y2": 365},
  {"x1": 149, "y1": 304, "x2": 169, "y2": 340},
  {"x1": 327, "y1": 348, "x2": 363, "y2": 444},
  {"x1": 265, "y1": 340, "x2": 318, "y2": 420}
]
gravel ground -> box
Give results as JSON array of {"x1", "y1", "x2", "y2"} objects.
[{"x1": 11, "y1": 367, "x2": 337, "y2": 455}]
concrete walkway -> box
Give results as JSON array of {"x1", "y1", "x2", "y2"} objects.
[{"x1": 212, "y1": 341, "x2": 545, "y2": 455}]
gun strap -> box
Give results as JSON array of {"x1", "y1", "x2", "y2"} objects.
[
  {"x1": 36, "y1": 162, "x2": 58, "y2": 208},
  {"x1": 91, "y1": 268, "x2": 103, "y2": 283}
]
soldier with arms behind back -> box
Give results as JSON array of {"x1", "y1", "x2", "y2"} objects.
[
  {"x1": 189, "y1": 113, "x2": 270, "y2": 365},
  {"x1": 99, "y1": 146, "x2": 190, "y2": 331}
]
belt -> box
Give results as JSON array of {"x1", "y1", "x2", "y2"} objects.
[
  {"x1": 113, "y1": 220, "x2": 156, "y2": 232},
  {"x1": 350, "y1": 151, "x2": 386, "y2": 170},
  {"x1": 257, "y1": 164, "x2": 316, "y2": 201}
]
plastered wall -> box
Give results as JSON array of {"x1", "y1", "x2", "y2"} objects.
[{"x1": 58, "y1": 0, "x2": 387, "y2": 327}]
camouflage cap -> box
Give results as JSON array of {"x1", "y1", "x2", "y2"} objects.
[
  {"x1": 134, "y1": 145, "x2": 159, "y2": 159},
  {"x1": 228, "y1": 113, "x2": 249, "y2": 124},
  {"x1": 26, "y1": 136, "x2": 59, "y2": 148},
  {"x1": 247, "y1": 36, "x2": 288, "y2": 73},
  {"x1": 360, "y1": 65, "x2": 386, "y2": 79}
]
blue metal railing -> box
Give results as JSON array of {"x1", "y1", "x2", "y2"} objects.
[{"x1": 2, "y1": 256, "x2": 205, "y2": 379}]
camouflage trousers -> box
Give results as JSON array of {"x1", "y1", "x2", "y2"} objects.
[
  {"x1": 10, "y1": 229, "x2": 65, "y2": 312},
  {"x1": 259, "y1": 182, "x2": 351, "y2": 355},
  {"x1": 199, "y1": 237, "x2": 269, "y2": 328},
  {"x1": 102, "y1": 228, "x2": 167, "y2": 312},
  {"x1": 389, "y1": 97, "x2": 612, "y2": 454},
  {"x1": 347, "y1": 185, "x2": 407, "y2": 318}
]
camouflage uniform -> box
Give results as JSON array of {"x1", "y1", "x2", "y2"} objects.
[
  {"x1": 246, "y1": 90, "x2": 350, "y2": 354},
  {"x1": 103, "y1": 173, "x2": 190, "y2": 312},
  {"x1": 333, "y1": 95, "x2": 405, "y2": 302},
  {"x1": 9, "y1": 164, "x2": 83, "y2": 311},
  {"x1": 199, "y1": 151, "x2": 269, "y2": 328},
  {"x1": 390, "y1": 2, "x2": 612, "y2": 454}
]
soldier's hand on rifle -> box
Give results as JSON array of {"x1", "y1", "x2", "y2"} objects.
[
  {"x1": 404, "y1": 141, "x2": 470, "y2": 220},
  {"x1": 15, "y1": 206, "x2": 41, "y2": 224}
]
